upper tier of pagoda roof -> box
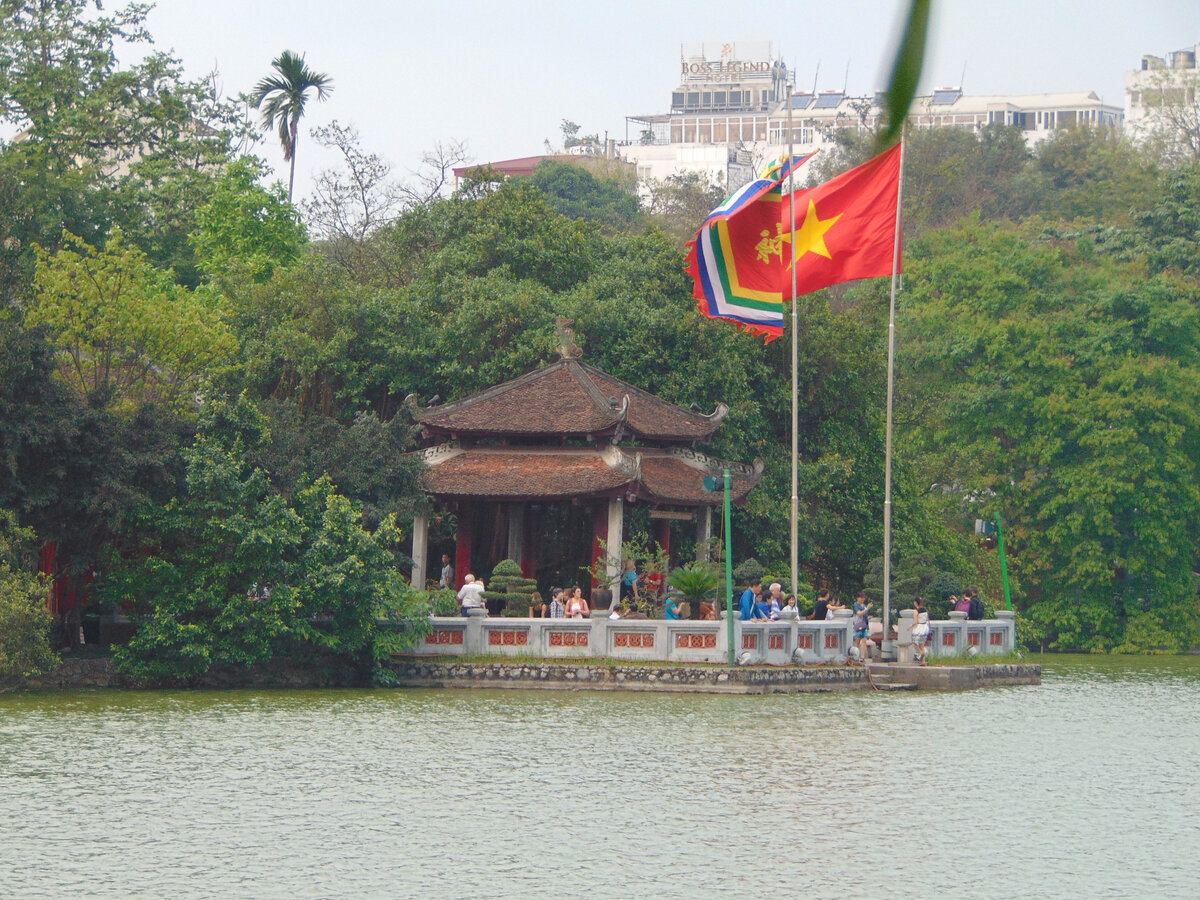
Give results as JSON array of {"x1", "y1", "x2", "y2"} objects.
[{"x1": 412, "y1": 358, "x2": 728, "y2": 443}]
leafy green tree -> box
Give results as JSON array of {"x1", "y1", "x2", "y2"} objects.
[
  {"x1": 0, "y1": 314, "x2": 191, "y2": 648},
  {"x1": 0, "y1": 1, "x2": 248, "y2": 287},
  {"x1": 221, "y1": 254, "x2": 408, "y2": 419},
  {"x1": 29, "y1": 230, "x2": 236, "y2": 411},
  {"x1": 644, "y1": 171, "x2": 727, "y2": 247},
  {"x1": 900, "y1": 221, "x2": 1200, "y2": 651},
  {"x1": 1131, "y1": 163, "x2": 1200, "y2": 278},
  {"x1": 1034, "y1": 125, "x2": 1160, "y2": 223},
  {"x1": 256, "y1": 400, "x2": 424, "y2": 529},
  {"x1": 108, "y1": 394, "x2": 424, "y2": 684},
  {"x1": 191, "y1": 157, "x2": 307, "y2": 283},
  {"x1": 529, "y1": 159, "x2": 638, "y2": 230},
  {"x1": 0, "y1": 508, "x2": 57, "y2": 680},
  {"x1": 249, "y1": 50, "x2": 333, "y2": 201}
]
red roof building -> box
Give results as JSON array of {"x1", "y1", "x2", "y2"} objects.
[{"x1": 409, "y1": 325, "x2": 761, "y2": 605}]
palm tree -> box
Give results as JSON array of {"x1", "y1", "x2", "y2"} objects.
[{"x1": 249, "y1": 50, "x2": 333, "y2": 202}]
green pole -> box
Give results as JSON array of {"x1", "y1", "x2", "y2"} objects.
[
  {"x1": 995, "y1": 513, "x2": 1013, "y2": 611},
  {"x1": 724, "y1": 468, "x2": 735, "y2": 667}
]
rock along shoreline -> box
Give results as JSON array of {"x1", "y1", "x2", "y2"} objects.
[{"x1": 5, "y1": 656, "x2": 1042, "y2": 694}]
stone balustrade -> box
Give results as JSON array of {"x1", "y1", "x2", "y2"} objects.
[
  {"x1": 896, "y1": 609, "x2": 1017, "y2": 662},
  {"x1": 411, "y1": 607, "x2": 1017, "y2": 666},
  {"x1": 409, "y1": 609, "x2": 857, "y2": 665}
]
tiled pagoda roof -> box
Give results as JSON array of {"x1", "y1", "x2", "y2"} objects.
[
  {"x1": 417, "y1": 444, "x2": 761, "y2": 506},
  {"x1": 413, "y1": 359, "x2": 728, "y2": 443}
]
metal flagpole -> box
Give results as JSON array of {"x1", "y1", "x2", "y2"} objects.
[
  {"x1": 881, "y1": 136, "x2": 906, "y2": 662},
  {"x1": 787, "y1": 83, "x2": 799, "y2": 602}
]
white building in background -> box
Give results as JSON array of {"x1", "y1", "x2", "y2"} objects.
[
  {"x1": 619, "y1": 42, "x2": 1123, "y2": 191},
  {"x1": 1125, "y1": 41, "x2": 1200, "y2": 154}
]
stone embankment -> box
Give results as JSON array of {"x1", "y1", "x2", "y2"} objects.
[
  {"x1": 5, "y1": 656, "x2": 1041, "y2": 693},
  {"x1": 8, "y1": 657, "x2": 117, "y2": 691},
  {"x1": 387, "y1": 660, "x2": 1041, "y2": 693}
]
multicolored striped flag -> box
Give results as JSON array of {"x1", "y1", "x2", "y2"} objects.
[
  {"x1": 686, "y1": 154, "x2": 813, "y2": 342},
  {"x1": 688, "y1": 145, "x2": 903, "y2": 342}
]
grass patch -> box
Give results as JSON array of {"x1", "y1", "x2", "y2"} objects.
[{"x1": 926, "y1": 650, "x2": 1028, "y2": 666}]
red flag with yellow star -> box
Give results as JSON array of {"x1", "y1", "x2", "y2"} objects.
[{"x1": 782, "y1": 143, "x2": 902, "y2": 299}]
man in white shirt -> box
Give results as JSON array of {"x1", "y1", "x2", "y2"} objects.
[{"x1": 457, "y1": 575, "x2": 486, "y2": 616}]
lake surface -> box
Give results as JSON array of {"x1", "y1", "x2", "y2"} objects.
[{"x1": 1, "y1": 655, "x2": 1197, "y2": 899}]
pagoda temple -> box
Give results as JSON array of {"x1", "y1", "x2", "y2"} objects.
[{"x1": 408, "y1": 325, "x2": 761, "y2": 601}]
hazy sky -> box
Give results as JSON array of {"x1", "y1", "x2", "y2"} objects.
[{"x1": 141, "y1": 0, "x2": 1200, "y2": 199}]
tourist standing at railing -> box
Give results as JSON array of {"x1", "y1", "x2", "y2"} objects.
[
  {"x1": 548, "y1": 588, "x2": 566, "y2": 619},
  {"x1": 753, "y1": 593, "x2": 772, "y2": 621},
  {"x1": 911, "y1": 596, "x2": 931, "y2": 664},
  {"x1": 664, "y1": 594, "x2": 682, "y2": 620},
  {"x1": 809, "y1": 589, "x2": 830, "y2": 620},
  {"x1": 852, "y1": 591, "x2": 872, "y2": 661},
  {"x1": 779, "y1": 595, "x2": 801, "y2": 619},
  {"x1": 739, "y1": 578, "x2": 762, "y2": 620},
  {"x1": 457, "y1": 575, "x2": 485, "y2": 616},
  {"x1": 967, "y1": 588, "x2": 985, "y2": 620},
  {"x1": 566, "y1": 586, "x2": 589, "y2": 618},
  {"x1": 953, "y1": 594, "x2": 970, "y2": 614},
  {"x1": 766, "y1": 582, "x2": 783, "y2": 619},
  {"x1": 529, "y1": 592, "x2": 546, "y2": 618}
]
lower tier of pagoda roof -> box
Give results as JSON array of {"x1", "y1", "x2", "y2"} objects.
[{"x1": 415, "y1": 443, "x2": 761, "y2": 506}]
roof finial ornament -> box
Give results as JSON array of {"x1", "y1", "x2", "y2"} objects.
[{"x1": 554, "y1": 316, "x2": 583, "y2": 360}]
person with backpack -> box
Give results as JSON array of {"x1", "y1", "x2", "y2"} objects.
[{"x1": 967, "y1": 588, "x2": 985, "y2": 621}]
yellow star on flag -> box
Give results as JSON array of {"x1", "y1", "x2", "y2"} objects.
[{"x1": 785, "y1": 199, "x2": 842, "y2": 264}]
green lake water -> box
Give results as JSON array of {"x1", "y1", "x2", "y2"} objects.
[{"x1": 1, "y1": 654, "x2": 1197, "y2": 899}]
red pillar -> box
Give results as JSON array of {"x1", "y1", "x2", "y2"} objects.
[
  {"x1": 455, "y1": 504, "x2": 474, "y2": 590},
  {"x1": 39, "y1": 543, "x2": 59, "y2": 614},
  {"x1": 590, "y1": 503, "x2": 607, "y2": 591},
  {"x1": 656, "y1": 518, "x2": 672, "y2": 566}
]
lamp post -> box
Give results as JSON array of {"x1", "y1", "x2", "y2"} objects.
[
  {"x1": 724, "y1": 468, "x2": 735, "y2": 667},
  {"x1": 704, "y1": 470, "x2": 737, "y2": 667}
]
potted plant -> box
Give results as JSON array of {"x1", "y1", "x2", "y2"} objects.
[{"x1": 667, "y1": 562, "x2": 719, "y2": 620}]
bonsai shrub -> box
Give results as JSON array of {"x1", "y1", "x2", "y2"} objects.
[
  {"x1": 732, "y1": 557, "x2": 764, "y2": 585},
  {"x1": 484, "y1": 559, "x2": 538, "y2": 616}
]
